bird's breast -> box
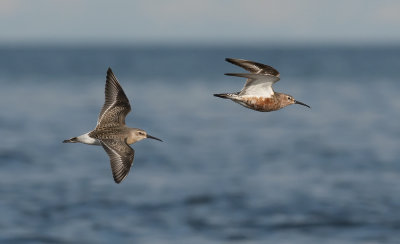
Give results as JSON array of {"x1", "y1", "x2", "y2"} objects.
[{"x1": 240, "y1": 96, "x2": 280, "y2": 112}]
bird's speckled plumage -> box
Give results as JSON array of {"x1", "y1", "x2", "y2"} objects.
[
  {"x1": 214, "y1": 58, "x2": 310, "y2": 112},
  {"x1": 63, "y1": 68, "x2": 162, "y2": 184}
]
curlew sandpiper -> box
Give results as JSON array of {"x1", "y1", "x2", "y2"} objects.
[
  {"x1": 63, "y1": 68, "x2": 162, "y2": 184},
  {"x1": 214, "y1": 58, "x2": 310, "y2": 112}
]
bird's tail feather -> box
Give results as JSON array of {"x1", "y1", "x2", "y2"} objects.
[
  {"x1": 214, "y1": 93, "x2": 230, "y2": 99},
  {"x1": 213, "y1": 93, "x2": 238, "y2": 99},
  {"x1": 63, "y1": 137, "x2": 78, "y2": 143}
]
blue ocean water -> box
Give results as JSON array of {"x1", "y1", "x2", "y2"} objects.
[{"x1": 0, "y1": 45, "x2": 399, "y2": 244}]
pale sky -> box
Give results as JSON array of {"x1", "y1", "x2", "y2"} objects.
[{"x1": 1, "y1": 0, "x2": 400, "y2": 45}]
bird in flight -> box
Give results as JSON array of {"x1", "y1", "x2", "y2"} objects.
[
  {"x1": 63, "y1": 68, "x2": 162, "y2": 184},
  {"x1": 214, "y1": 58, "x2": 310, "y2": 112}
]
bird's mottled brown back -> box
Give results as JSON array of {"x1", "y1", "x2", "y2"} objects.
[{"x1": 89, "y1": 126, "x2": 129, "y2": 140}]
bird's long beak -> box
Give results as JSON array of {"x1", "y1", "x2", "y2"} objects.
[
  {"x1": 295, "y1": 100, "x2": 311, "y2": 108},
  {"x1": 147, "y1": 134, "x2": 163, "y2": 142}
]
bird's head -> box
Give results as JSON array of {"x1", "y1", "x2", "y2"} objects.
[
  {"x1": 280, "y1": 93, "x2": 310, "y2": 109},
  {"x1": 128, "y1": 128, "x2": 163, "y2": 144}
]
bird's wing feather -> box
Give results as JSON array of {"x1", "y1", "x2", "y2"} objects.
[
  {"x1": 100, "y1": 138, "x2": 135, "y2": 184},
  {"x1": 225, "y1": 73, "x2": 280, "y2": 97},
  {"x1": 225, "y1": 58, "x2": 280, "y2": 76},
  {"x1": 96, "y1": 68, "x2": 131, "y2": 128}
]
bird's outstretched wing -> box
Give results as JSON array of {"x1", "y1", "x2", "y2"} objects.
[
  {"x1": 96, "y1": 68, "x2": 131, "y2": 128},
  {"x1": 225, "y1": 73, "x2": 280, "y2": 97},
  {"x1": 225, "y1": 58, "x2": 281, "y2": 97},
  {"x1": 100, "y1": 138, "x2": 135, "y2": 184},
  {"x1": 225, "y1": 58, "x2": 280, "y2": 77}
]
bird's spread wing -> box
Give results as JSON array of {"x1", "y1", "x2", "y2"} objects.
[
  {"x1": 225, "y1": 58, "x2": 280, "y2": 77},
  {"x1": 225, "y1": 73, "x2": 280, "y2": 97},
  {"x1": 96, "y1": 68, "x2": 131, "y2": 128},
  {"x1": 100, "y1": 138, "x2": 135, "y2": 184}
]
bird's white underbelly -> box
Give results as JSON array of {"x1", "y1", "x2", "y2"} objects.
[{"x1": 77, "y1": 132, "x2": 101, "y2": 145}]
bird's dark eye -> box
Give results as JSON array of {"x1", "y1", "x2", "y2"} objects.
[{"x1": 288, "y1": 97, "x2": 291, "y2": 100}]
